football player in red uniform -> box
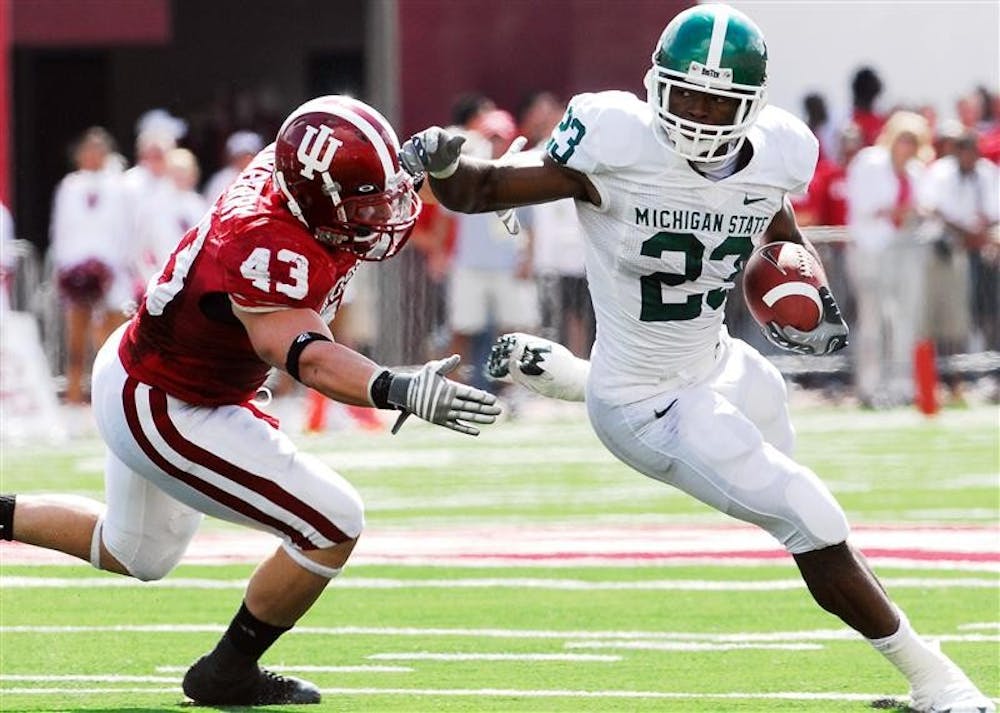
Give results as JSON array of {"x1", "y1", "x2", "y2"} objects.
[{"x1": 0, "y1": 96, "x2": 500, "y2": 706}]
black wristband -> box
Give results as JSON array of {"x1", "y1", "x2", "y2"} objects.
[
  {"x1": 285, "y1": 332, "x2": 332, "y2": 383},
  {"x1": 369, "y1": 369, "x2": 396, "y2": 409}
]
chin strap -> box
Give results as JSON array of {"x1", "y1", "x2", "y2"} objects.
[{"x1": 273, "y1": 170, "x2": 310, "y2": 228}]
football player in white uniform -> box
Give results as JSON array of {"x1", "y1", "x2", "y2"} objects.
[{"x1": 400, "y1": 5, "x2": 994, "y2": 712}]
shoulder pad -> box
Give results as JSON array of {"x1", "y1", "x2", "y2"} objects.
[
  {"x1": 752, "y1": 106, "x2": 819, "y2": 194},
  {"x1": 546, "y1": 91, "x2": 650, "y2": 174}
]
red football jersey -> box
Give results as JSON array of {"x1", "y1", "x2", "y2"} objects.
[{"x1": 120, "y1": 146, "x2": 359, "y2": 405}]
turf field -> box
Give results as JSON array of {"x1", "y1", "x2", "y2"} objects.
[{"x1": 0, "y1": 402, "x2": 997, "y2": 712}]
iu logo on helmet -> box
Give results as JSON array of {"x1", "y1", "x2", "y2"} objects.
[{"x1": 297, "y1": 124, "x2": 344, "y2": 180}]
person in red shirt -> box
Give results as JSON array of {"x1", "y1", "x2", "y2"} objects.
[
  {"x1": 0, "y1": 96, "x2": 499, "y2": 706},
  {"x1": 850, "y1": 66, "x2": 887, "y2": 147},
  {"x1": 794, "y1": 123, "x2": 864, "y2": 228}
]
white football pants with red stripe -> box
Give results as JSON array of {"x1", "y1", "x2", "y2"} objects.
[{"x1": 89, "y1": 326, "x2": 364, "y2": 581}]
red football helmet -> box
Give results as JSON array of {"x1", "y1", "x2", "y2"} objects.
[{"x1": 274, "y1": 95, "x2": 421, "y2": 260}]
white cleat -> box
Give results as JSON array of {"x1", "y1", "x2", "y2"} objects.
[{"x1": 911, "y1": 681, "x2": 996, "y2": 713}]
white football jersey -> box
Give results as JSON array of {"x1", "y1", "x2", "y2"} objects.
[{"x1": 545, "y1": 91, "x2": 817, "y2": 403}]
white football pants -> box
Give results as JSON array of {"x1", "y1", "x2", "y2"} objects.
[
  {"x1": 586, "y1": 334, "x2": 849, "y2": 554},
  {"x1": 89, "y1": 326, "x2": 364, "y2": 580}
]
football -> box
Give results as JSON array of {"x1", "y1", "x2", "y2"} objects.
[{"x1": 742, "y1": 241, "x2": 827, "y2": 331}]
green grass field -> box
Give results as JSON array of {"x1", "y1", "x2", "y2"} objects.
[{"x1": 1, "y1": 402, "x2": 997, "y2": 712}]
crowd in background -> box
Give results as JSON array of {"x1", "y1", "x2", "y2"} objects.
[{"x1": 1, "y1": 66, "x2": 998, "y2": 421}]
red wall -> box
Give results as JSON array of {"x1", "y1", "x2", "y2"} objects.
[
  {"x1": 0, "y1": 0, "x2": 9, "y2": 207},
  {"x1": 398, "y1": 0, "x2": 689, "y2": 134},
  {"x1": 12, "y1": 0, "x2": 170, "y2": 46}
]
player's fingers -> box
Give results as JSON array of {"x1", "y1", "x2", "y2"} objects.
[
  {"x1": 453, "y1": 384, "x2": 499, "y2": 405},
  {"x1": 448, "y1": 409, "x2": 498, "y2": 424},
  {"x1": 434, "y1": 354, "x2": 462, "y2": 376},
  {"x1": 451, "y1": 399, "x2": 502, "y2": 418},
  {"x1": 503, "y1": 136, "x2": 528, "y2": 157},
  {"x1": 444, "y1": 420, "x2": 480, "y2": 437}
]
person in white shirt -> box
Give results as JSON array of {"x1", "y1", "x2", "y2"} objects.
[
  {"x1": 845, "y1": 111, "x2": 933, "y2": 408},
  {"x1": 518, "y1": 95, "x2": 595, "y2": 357},
  {"x1": 1, "y1": 201, "x2": 16, "y2": 312},
  {"x1": 919, "y1": 130, "x2": 1000, "y2": 357},
  {"x1": 49, "y1": 127, "x2": 133, "y2": 403},
  {"x1": 201, "y1": 131, "x2": 264, "y2": 206}
]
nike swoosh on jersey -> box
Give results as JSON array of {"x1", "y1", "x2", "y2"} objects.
[
  {"x1": 743, "y1": 195, "x2": 767, "y2": 205},
  {"x1": 654, "y1": 399, "x2": 678, "y2": 419}
]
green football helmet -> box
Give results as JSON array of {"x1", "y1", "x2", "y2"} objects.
[{"x1": 646, "y1": 3, "x2": 768, "y2": 162}]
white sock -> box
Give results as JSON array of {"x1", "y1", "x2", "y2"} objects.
[{"x1": 867, "y1": 609, "x2": 966, "y2": 695}]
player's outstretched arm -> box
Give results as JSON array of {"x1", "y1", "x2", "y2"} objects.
[
  {"x1": 399, "y1": 126, "x2": 595, "y2": 215},
  {"x1": 235, "y1": 304, "x2": 500, "y2": 435},
  {"x1": 486, "y1": 333, "x2": 589, "y2": 402}
]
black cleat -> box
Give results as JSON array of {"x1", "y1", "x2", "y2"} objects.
[{"x1": 182, "y1": 653, "x2": 321, "y2": 705}]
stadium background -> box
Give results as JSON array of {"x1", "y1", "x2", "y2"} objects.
[{"x1": 1, "y1": 0, "x2": 998, "y2": 368}]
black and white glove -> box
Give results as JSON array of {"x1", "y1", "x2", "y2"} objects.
[
  {"x1": 763, "y1": 286, "x2": 849, "y2": 355},
  {"x1": 386, "y1": 355, "x2": 500, "y2": 436},
  {"x1": 400, "y1": 127, "x2": 467, "y2": 179},
  {"x1": 486, "y1": 333, "x2": 588, "y2": 402}
]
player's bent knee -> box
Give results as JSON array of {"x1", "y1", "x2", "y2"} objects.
[
  {"x1": 782, "y1": 491, "x2": 850, "y2": 555},
  {"x1": 281, "y1": 539, "x2": 355, "y2": 579},
  {"x1": 102, "y1": 524, "x2": 195, "y2": 582},
  {"x1": 116, "y1": 541, "x2": 188, "y2": 581}
]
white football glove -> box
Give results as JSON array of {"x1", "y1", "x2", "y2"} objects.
[
  {"x1": 388, "y1": 354, "x2": 501, "y2": 436},
  {"x1": 400, "y1": 126, "x2": 466, "y2": 179},
  {"x1": 485, "y1": 333, "x2": 589, "y2": 402}
]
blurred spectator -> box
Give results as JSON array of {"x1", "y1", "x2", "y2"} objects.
[
  {"x1": 49, "y1": 127, "x2": 133, "y2": 404},
  {"x1": 396, "y1": 181, "x2": 454, "y2": 361},
  {"x1": 516, "y1": 90, "x2": 565, "y2": 147},
  {"x1": 522, "y1": 96, "x2": 594, "y2": 357},
  {"x1": 846, "y1": 111, "x2": 933, "y2": 408},
  {"x1": 803, "y1": 92, "x2": 837, "y2": 162},
  {"x1": 1, "y1": 202, "x2": 15, "y2": 312},
  {"x1": 921, "y1": 130, "x2": 999, "y2": 352},
  {"x1": 132, "y1": 148, "x2": 207, "y2": 290},
  {"x1": 166, "y1": 147, "x2": 209, "y2": 237},
  {"x1": 793, "y1": 122, "x2": 864, "y2": 329},
  {"x1": 933, "y1": 119, "x2": 967, "y2": 160},
  {"x1": 447, "y1": 92, "x2": 495, "y2": 162},
  {"x1": 201, "y1": 130, "x2": 264, "y2": 205},
  {"x1": 916, "y1": 131, "x2": 986, "y2": 400},
  {"x1": 135, "y1": 108, "x2": 188, "y2": 143},
  {"x1": 451, "y1": 91, "x2": 495, "y2": 128},
  {"x1": 795, "y1": 122, "x2": 863, "y2": 228},
  {"x1": 123, "y1": 127, "x2": 177, "y2": 287},
  {"x1": 974, "y1": 87, "x2": 1000, "y2": 164},
  {"x1": 849, "y1": 66, "x2": 887, "y2": 146},
  {"x1": 447, "y1": 109, "x2": 538, "y2": 388}
]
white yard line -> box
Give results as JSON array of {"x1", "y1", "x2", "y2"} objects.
[
  {"x1": 563, "y1": 642, "x2": 823, "y2": 651},
  {"x1": 0, "y1": 684, "x2": 911, "y2": 703},
  {"x1": 0, "y1": 675, "x2": 177, "y2": 683},
  {"x1": 1, "y1": 624, "x2": 996, "y2": 645},
  {"x1": 366, "y1": 653, "x2": 622, "y2": 662},
  {"x1": 155, "y1": 664, "x2": 412, "y2": 673}
]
